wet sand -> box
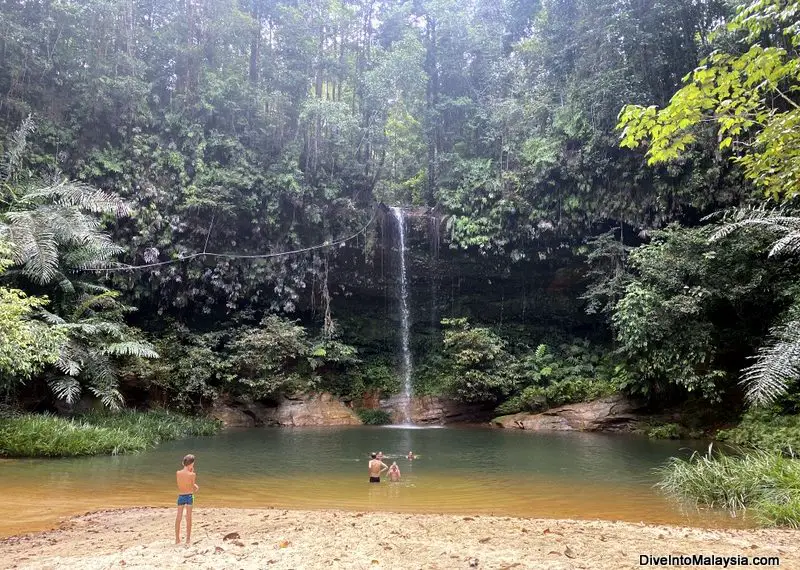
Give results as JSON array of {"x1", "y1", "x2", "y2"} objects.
[{"x1": 0, "y1": 507, "x2": 797, "y2": 569}]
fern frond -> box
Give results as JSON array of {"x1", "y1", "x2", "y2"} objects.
[
  {"x1": 71, "y1": 281, "x2": 112, "y2": 294},
  {"x1": 740, "y1": 319, "x2": 800, "y2": 406},
  {"x1": 2, "y1": 177, "x2": 130, "y2": 284}
]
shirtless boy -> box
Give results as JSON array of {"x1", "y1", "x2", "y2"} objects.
[
  {"x1": 388, "y1": 461, "x2": 401, "y2": 482},
  {"x1": 368, "y1": 452, "x2": 388, "y2": 483},
  {"x1": 175, "y1": 454, "x2": 199, "y2": 545}
]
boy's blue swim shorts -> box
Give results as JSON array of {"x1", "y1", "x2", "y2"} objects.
[{"x1": 177, "y1": 494, "x2": 193, "y2": 506}]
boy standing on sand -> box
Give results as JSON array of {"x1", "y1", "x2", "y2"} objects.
[{"x1": 175, "y1": 454, "x2": 199, "y2": 545}]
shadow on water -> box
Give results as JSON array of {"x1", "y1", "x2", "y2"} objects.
[{"x1": 0, "y1": 426, "x2": 747, "y2": 536}]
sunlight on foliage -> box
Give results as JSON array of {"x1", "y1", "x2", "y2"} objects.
[{"x1": 618, "y1": 0, "x2": 800, "y2": 201}]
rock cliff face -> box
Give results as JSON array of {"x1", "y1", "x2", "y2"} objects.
[
  {"x1": 491, "y1": 396, "x2": 644, "y2": 432},
  {"x1": 212, "y1": 392, "x2": 491, "y2": 427},
  {"x1": 379, "y1": 394, "x2": 491, "y2": 424},
  {"x1": 213, "y1": 393, "x2": 641, "y2": 431},
  {"x1": 212, "y1": 393, "x2": 361, "y2": 427}
]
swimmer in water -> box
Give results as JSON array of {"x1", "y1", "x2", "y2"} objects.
[
  {"x1": 407, "y1": 451, "x2": 415, "y2": 460},
  {"x1": 388, "y1": 462, "x2": 401, "y2": 482},
  {"x1": 368, "y1": 452, "x2": 388, "y2": 483}
]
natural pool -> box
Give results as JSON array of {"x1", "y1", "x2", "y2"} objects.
[{"x1": 0, "y1": 426, "x2": 744, "y2": 536}]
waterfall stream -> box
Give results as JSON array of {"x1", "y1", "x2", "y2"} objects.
[{"x1": 391, "y1": 206, "x2": 413, "y2": 423}]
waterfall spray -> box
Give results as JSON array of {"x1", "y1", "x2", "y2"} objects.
[{"x1": 391, "y1": 206, "x2": 413, "y2": 423}]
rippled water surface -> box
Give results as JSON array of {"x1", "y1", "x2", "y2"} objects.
[{"x1": 0, "y1": 426, "x2": 744, "y2": 536}]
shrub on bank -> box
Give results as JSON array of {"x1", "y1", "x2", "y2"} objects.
[
  {"x1": 356, "y1": 409, "x2": 392, "y2": 425},
  {"x1": 657, "y1": 448, "x2": 800, "y2": 527},
  {"x1": 716, "y1": 409, "x2": 800, "y2": 455},
  {"x1": 0, "y1": 410, "x2": 221, "y2": 457},
  {"x1": 646, "y1": 423, "x2": 682, "y2": 439}
]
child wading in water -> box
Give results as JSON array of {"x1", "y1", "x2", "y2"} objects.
[
  {"x1": 175, "y1": 454, "x2": 199, "y2": 545},
  {"x1": 388, "y1": 461, "x2": 401, "y2": 482}
]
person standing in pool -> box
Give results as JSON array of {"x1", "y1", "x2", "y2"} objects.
[
  {"x1": 175, "y1": 454, "x2": 199, "y2": 545},
  {"x1": 368, "y1": 452, "x2": 388, "y2": 483}
]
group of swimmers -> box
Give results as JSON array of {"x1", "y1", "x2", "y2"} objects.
[
  {"x1": 367, "y1": 450, "x2": 416, "y2": 483},
  {"x1": 174, "y1": 449, "x2": 421, "y2": 545}
]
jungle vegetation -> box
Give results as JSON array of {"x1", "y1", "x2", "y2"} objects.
[{"x1": 1, "y1": 0, "x2": 800, "y2": 461}]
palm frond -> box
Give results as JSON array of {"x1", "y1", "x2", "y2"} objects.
[
  {"x1": 740, "y1": 319, "x2": 800, "y2": 406},
  {"x1": 55, "y1": 340, "x2": 84, "y2": 376},
  {"x1": 40, "y1": 310, "x2": 66, "y2": 326},
  {"x1": 769, "y1": 231, "x2": 800, "y2": 257},
  {"x1": 84, "y1": 352, "x2": 123, "y2": 410},
  {"x1": 19, "y1": 181, "x2": 130, "y2": 217},
  {"x1": 101, "y1": 341, "x2": 159, "y2": 359},
  {"x1": 2, "y1": 115, "x2": 35, "y2": 183},
  {"x1": 48, "y1": 376, "x2": 82, "y2": 404},
  {"x1": 70, "y1": 291, "x2": 121, "y2": 321},
  {"x1": 53, "y1": 273, "x2": 76, "y2": 294},
  {"x1": 2, "y1": 177, "x2": 130, "y2": 284},
  {"x1": 61, "y1": 320, "x2": 126, "y2": 338},
  {"x1": 55, "y1": 357, "x2": 82, "y2": 377},
  {"x1": 4, "y1": 210, "x2": 61, "y2": 284},
  {"x1": 708, "y1": 204, "x2": 800, "y2": 244},
  {"x1": 88, "y1": 386, "x2": 124, "y2": 410}
]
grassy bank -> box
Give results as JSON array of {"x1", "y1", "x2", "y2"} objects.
[
  {"x1": 657, "y1": 448, "x2": 800, "y2": 527},
  {"x1": 0, "y1": 410, "x2": 221, "y2": 458}
]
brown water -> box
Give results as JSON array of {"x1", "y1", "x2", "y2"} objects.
[{"x1": 0, "y1": 426, "x2": 746, "y2": 536}]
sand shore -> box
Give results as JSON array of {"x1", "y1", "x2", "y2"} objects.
[{"x1": 0, "y1": 508, "x2": 797, "y2": 569}]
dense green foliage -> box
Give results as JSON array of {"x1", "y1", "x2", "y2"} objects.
[
  {"x1": 134, "y1": 317, "x2": 363, "y2": 408},
  {"x1": 658, "y1": 449, "x2": 800, "y2": 528},
  {"x1": 644, "y1": 423, "x2": 683, "y2": 440},
  {"x1": 438, "y1": 318, "x2": 515, "y2": 403},
  {"x1": 602, "y1": 224, "x2": 799, "y2": 402},
  {"x1": 0, "y1": 0, "x2": 799, "y2": 463},
  {"x1": 612, "y1": 0, "x2": 800, "y2": 411},
  {"x1": 493, "y1": 342, "x2": 619, "y2": 414},
  {"x1": 718, "y1": 409, "x2": 800, "y2": 455},
  {"x1": 0, "y1": 410, "x2": 220, "y2": 457},
  {"x1": 619, "y1": 0, "x2": 800, "y2": 202},
  {"x1": 429, "y1": 318, "x2": 618, "y2": 412},
  {"x1": 355, "y1": 408, "x2": 392, "y2": 425},
  {"x1": 0, "y1": 241, "x2": 64, "y2": 388},
  {"x1": 5, "y1": 1, "x2": 800, "y2": 530}
]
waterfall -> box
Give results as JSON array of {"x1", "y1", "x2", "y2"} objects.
[{"x1": 391, "y1": 206, "x2": 413, "y2": 423}]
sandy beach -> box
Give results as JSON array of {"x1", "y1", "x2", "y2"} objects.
[{"x1": 0, "y1": 508, "x2": 797, "y2": 569}]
